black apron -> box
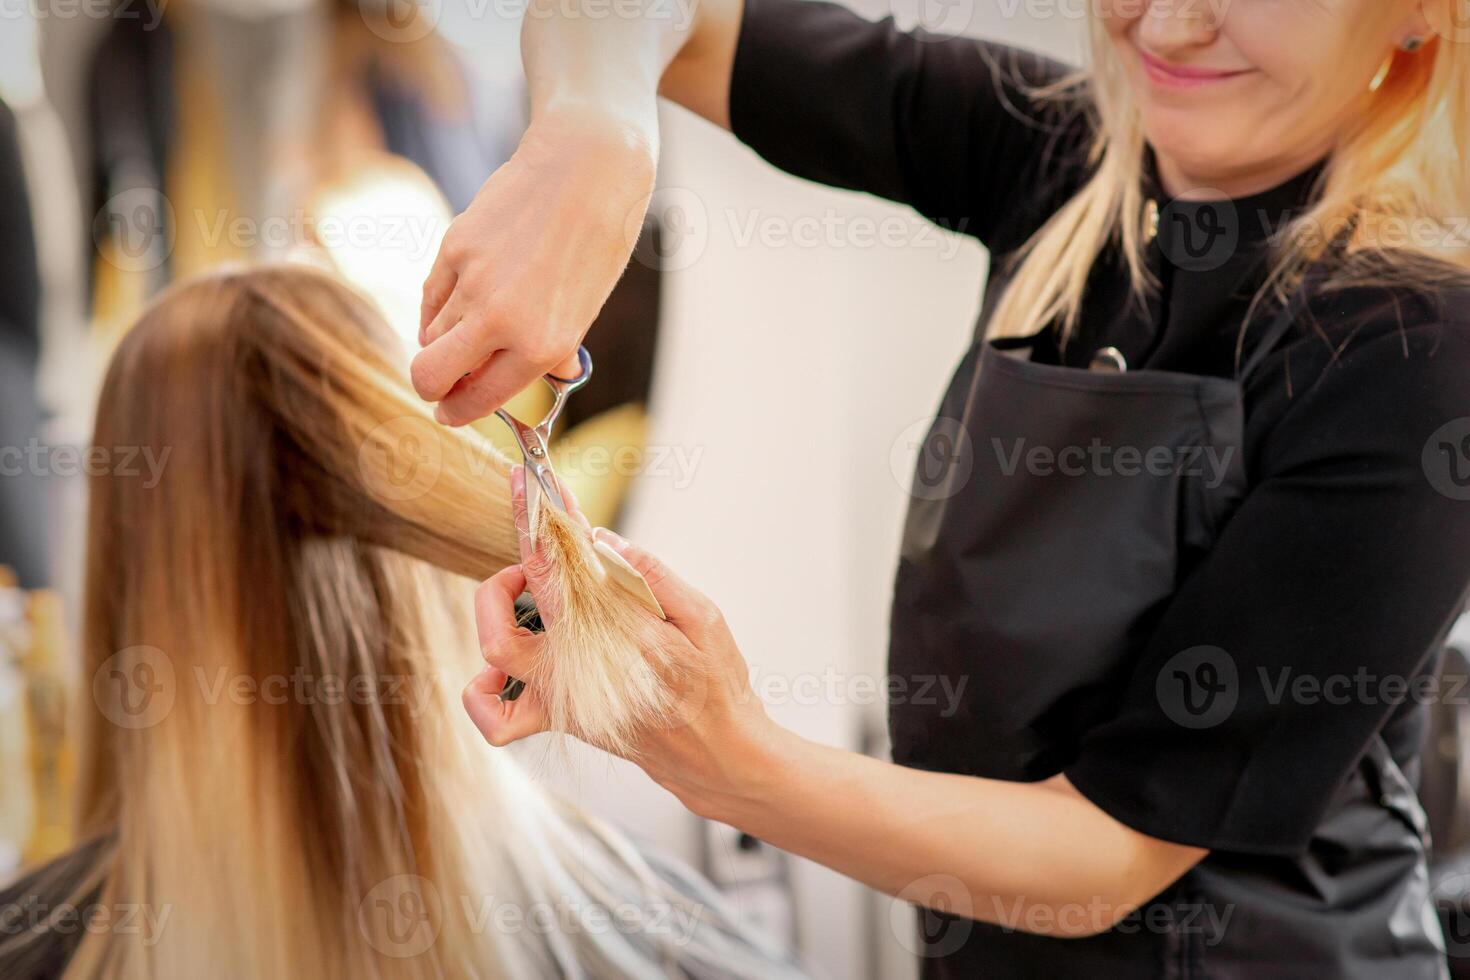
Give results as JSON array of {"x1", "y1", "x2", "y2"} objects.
[{"x1": 888, "y1": 275, "x2": 1448, "y2": 978}]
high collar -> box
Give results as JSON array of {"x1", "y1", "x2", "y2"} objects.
[
  {"x1": 1142, "y1": 147, "x2": 1327, "y2": 249},
  {"x1": 1113, "y1": 149, "x2": 1330, "y2": 374}
]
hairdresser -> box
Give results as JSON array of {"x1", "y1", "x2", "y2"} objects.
[{"x1": 423, "y1": 1, "x2": 1470, "y2": 974}]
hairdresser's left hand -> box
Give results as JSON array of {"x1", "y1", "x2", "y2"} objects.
[{"x1": 462, "y1": 468, "x2": 779, "y2": 816}]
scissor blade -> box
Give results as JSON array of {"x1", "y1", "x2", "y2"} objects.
[
  {"x1": 523, "y1": 459, "x2": 568, "y2": 548},
  {"x1": 523, "y1": 463, "x2": 542, "y2": 548},
  {"x1": 534, "y1": 461, "x2": 567, "y2": 512}
]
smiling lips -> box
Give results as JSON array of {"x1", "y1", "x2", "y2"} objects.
[{"x1": 1137, "y1": 47, "x2": 1254, "y2": 89}]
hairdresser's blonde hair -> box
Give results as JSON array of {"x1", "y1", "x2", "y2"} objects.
[
  {"x1": 988, "y1": 8, "x2": 1470, "y2": 345},
  {"x1": 6, "y1": 264, "x2": 788, "y2": 979}
]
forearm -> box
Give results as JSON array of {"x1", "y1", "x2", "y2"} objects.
[
  {"x1": 694, "y1": 726, "x2": 1204, "y2": 938},
  {"x1": 521, "y1": 0, "x2": 742, "y2": 145},
  {"x1": 471, "y1": 526, "x2": 1205, "y2": 937}
]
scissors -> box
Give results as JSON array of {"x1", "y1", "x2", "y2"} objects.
[
  {"x1": 495, "y1": 345, "x2": 594, "y2": 547},
  {"x1": 492, "y1": 345, "x2": 667, "y2": 703},
  {"x1": 492, "y1": 346, "x2": 591, "y2": 703}
]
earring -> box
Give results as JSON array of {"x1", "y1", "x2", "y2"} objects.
[
  {"x1": 1402, "y1": 36, "x2": 1424, "y2": 52},
  {"x1": 1369, "y1": 51, "x2": 1395, "y2": 93}
]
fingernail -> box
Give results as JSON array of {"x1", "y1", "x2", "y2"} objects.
[
  {"x1": 433, "y1": 404, "x2": 452, "y2": 425},
  {"x1": 594, "y1": 527, "x2": 629, "y2": 551}
]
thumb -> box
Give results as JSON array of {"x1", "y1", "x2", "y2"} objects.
[
  {"x1": 548, "y1": 347, "x2": 586, "y2": 381},
  {"x1": 592, "y1": 528, "x2": 716, "y2": 631}
]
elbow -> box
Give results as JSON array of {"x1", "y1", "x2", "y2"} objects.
[
  {"x1": 1030, "y1": 854, "x2": 1206, "y2": 939},
  {"x1": 1022, "y1": 897, "x2": 1140, "y2": 940}
]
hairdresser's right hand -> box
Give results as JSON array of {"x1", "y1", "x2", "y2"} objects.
[{"x1": 411, "y1": 106, "x2": 656, "y2": 426}]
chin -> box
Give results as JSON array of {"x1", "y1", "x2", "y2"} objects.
[{"x1": 1141, "y1": 121, "x2": 1247, "y2": 189}]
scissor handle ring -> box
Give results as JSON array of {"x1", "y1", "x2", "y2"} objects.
[{"x1": 545, "y1": 345, "x2": 593, "y2": 389}]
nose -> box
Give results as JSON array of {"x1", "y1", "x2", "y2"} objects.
[{"x1": 1136, "y1": 0, "x2": 1221, "y2": 55}]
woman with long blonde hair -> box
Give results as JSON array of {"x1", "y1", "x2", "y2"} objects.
[
  {"x1": 416, "y1": 0, "x2": 1470, "y2": 975},
  {"x1": 0, "y1": 264, "x2": 802, "y2": 979}
]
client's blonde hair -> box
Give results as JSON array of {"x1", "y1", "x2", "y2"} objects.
[{"x1": 5, "y1": 264, "x2": 789, "y2": 979}]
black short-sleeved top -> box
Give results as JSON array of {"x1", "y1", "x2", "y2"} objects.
[{"x1": 729, "y1": 0, "x2": 1470, "y2": 856}]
